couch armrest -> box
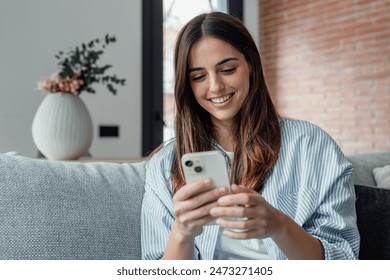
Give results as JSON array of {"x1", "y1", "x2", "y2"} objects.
[{"x1": 0, "y1": 153, "x2": 146, "y2": 260}]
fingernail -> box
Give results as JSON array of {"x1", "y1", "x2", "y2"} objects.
[
  {"x1": 210, "y1": 208, "x2": 218, "y2": 215},
  {"x1": 219, "y1": 187, "x2": 226, "y2": 193},
  {"x1": 203, "y1": 178, "x2": 211, "y2": 185},
  {"x1": 218, "y1": 197, "x2": 227, "y2": 203}
]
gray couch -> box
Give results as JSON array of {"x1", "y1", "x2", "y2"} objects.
[{"x1": 0, "y1": 151, "x2": 389, "y2": 260}]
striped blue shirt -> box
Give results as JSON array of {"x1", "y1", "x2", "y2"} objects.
[{"x1": 141, "y1": 118, "x2": 360, "y2": 259}]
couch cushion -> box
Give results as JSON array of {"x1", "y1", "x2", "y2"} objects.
[
  {"x1": 355, "y1": 184, "x2": 390, "y2": 260},
  {"x1": 373, "y1": 165, "x2": 390, "y2": 189},
  {"x1": 347, "y1": 152, "x2": 390, "y2": 187},
  {"x1": 0, "y1": 153, "x2": 146, "y2": 260}
]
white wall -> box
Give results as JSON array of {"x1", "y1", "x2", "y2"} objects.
[
  {"x1": 243, "y1": 0, "x2": 259, "y2": 47},
  {"x1": 0, "y1": 0, "x2": 142, "y2": 158}
]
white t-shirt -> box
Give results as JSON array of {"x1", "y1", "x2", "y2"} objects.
[{"x1": 214, "y1": 227, "x2": 271, "y2": 260}]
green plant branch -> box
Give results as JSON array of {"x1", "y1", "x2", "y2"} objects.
[{"x1": 54, "y1": 34, "x2": 125, "y2": 95}]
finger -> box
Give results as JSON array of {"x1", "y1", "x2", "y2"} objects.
[
  {"x1": 217, "y1": 192, "x2": 261, "y2": 207},
  {"x1": 176, "y1": 201, "x2": 221, "y2": 225},
  {"x1": 174, "y1": 178, "x2": 214, "y2": 201},
  {"x1": 177, "y1": 213, "x2": 216, "y2": 229},
  {"x1": 212, "y1": 205, "x2": 266, "y2": 220},
  {"x1": 231, "y1": 184, "x2": 252, "y2": 194},
  {"x1": 183, "y1": 186, "x2": 229, "y2": 209},
  {"x1": 222, "y1": 228, "x2": 267, "y2": 239},
  {"x1": 210, "y1": 205, "x2": 250, "y2": 218},
  {"x1": 216, "y1": 217, "x2": 256, "y2": 230},
  {"x1": 175, "y1": 187, "x2": 229, "y2": 216}
]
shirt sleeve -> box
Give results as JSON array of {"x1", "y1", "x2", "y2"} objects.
[
  {"x1": 141, "y1": 179, "x2": 174, "y2": 260},
  {"x1": 298, "y1": 122, "x2": 360, "y2": 259},
  {"x1": 310, "y1": 170, "x2": 360, "y2": 260},
  {"x1": 141, "y1": 148, "x2": 175, "y2": 260},
  {"x1": 140, "y1": 143, "x2": 202, "y2": 260}
]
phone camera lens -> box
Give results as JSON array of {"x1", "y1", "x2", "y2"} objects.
[
  {"x1": 194, "y1": 166, "x2": 203, "y2": 173},
  {"x1": 185, "y1": 160, "x2": 193, "y2": 167}
]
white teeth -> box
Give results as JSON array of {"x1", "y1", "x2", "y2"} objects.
[{"x1": 210, "y1": 93, "x2": 233, "y2": 104}]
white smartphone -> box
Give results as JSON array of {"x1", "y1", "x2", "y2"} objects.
[
  {"x1": 181, "y1": 150, "x2": 231, "y2": 226},
  {"x1": 181, "y1": 150, "x2": 230, "y2": 188},
  {"x1": 181, "y1": 151, "x2": 248, "y2": 228}
]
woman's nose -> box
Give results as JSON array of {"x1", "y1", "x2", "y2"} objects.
[{"x1": 209, "y1": 75, "x2": 225, "y2": 93}]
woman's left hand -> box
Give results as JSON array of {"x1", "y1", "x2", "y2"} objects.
[{"x1": 210, "y1": 184, "x2": 285, "y2": 239}]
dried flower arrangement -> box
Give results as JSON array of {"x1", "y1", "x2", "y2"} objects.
[{"x1": 37, "y1": 34, "x2": 126, "y2": 95}]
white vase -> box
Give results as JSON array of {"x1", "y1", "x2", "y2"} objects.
[{"x1": 32, "y1": 93, "x2": 93, "y2": 160}]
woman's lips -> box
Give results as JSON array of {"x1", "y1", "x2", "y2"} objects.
[{"x1": 209, "y1": 93, "x2": 234, "y2": 104}]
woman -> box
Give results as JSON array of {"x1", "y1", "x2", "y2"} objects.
[{"x1": 141, "y1": 12, "x2": 360, "y2": 260}]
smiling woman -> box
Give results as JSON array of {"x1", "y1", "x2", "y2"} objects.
[{"x1": 141, "y1": 12, "x2": 360, "y2": 260}]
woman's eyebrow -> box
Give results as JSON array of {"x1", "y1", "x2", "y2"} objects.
[
  {"x1": 189, "y1": 66, "x2": 203, "y2": 73},
  {"x1": 189, "y1": 57, "x2": 239, "y2": 73},
  {"x1": 216, "y1": 57, "x2": 238, "y2": 66}
]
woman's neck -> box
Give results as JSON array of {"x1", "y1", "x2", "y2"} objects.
[{"x1": 213, "y1": 121, "x2": 235, "y2": 152}]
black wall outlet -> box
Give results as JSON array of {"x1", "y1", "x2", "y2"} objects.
[{"x1": 99, "y1": 125, "x2": 119, "y2": 137}]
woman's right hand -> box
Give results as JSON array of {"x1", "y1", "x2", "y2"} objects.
[{"x1": 171, "y1": 178, "x2": 229, "y2": 242}]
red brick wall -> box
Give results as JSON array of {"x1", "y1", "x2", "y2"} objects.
[{"x1": 258, "y1": 0, "x2": 390, "y2": 155}]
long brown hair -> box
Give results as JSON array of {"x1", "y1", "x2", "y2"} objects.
[{"x1": 167, "y1": 12, "x2": 281, "y2": 194}]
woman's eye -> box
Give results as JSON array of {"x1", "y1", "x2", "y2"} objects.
[
  {"x1": 192, "y1": 74, "x2": 206, "y2": 81},
  {"x1": 221, "y1": 67, "x2": 236, "y2": 74}
]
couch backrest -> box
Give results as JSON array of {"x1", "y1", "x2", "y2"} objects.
[
  {"x1": 2, "y1": 152, "x2": 389, "y2": 260},
  {"x1": 347, "y1": 152, "x2": 390, "y2": 187},
  {"x1": 0, "y1": 153, "x2": 146, "y2": 260}
]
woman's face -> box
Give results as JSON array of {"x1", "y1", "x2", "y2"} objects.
[{"x1": 188, "y1": 37, "x2": 251, "y2": 129}]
